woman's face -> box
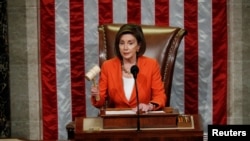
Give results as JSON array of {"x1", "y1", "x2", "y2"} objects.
[{"x1": 119, "y1": 34, "x2": 140, "y2": 61}]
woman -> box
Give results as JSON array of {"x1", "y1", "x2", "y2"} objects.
[{"x1": 91, "y1": 23, "x2": 166, "y2": 112}]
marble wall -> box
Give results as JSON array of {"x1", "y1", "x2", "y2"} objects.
[{"x1": 5, "y1": 0, "x2": 250, "y2": 140}]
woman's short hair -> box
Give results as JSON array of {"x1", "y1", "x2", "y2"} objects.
[{"x1": 114, "y1": 23, "x2": 146, "y2": 60}]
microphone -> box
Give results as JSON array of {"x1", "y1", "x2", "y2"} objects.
[
  {"x1": 130, "y1": 65, "x2": 139, "y2": 79},
  {"x1": 130, "y1": 65, "x2": 140, "y2": 131}
]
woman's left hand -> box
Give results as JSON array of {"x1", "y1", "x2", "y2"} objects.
[{"x1": 132, "y1": 103, "x2": 154, "y2": 113}]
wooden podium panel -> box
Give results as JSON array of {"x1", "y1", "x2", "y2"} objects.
[
  {"x1": 74, "y1": 114, "x2": 204, "y2": 141},
  {"x1": 101, "y1": 108, "x2": 179, "y2": 129}
]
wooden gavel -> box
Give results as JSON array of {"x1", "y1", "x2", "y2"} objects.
[{"x1": 85, "y1": 65, "x2": 101, "y2": 101}]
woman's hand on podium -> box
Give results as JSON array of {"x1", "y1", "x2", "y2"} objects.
[{"x1": 132, "y1": 103, "x2": 154, "y2": 113}]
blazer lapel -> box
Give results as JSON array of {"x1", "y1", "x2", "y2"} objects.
[{"x1": 111, "y1": 59, "x2": 130, "y2": 103}]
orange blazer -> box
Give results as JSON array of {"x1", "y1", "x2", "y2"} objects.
[{"x1": 91, "y1": 56, "x2": 166, "y2": 110}]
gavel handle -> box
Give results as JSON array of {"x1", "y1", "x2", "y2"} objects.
[{"x1": 92, "y1": 78, "x2": 100, "y2": 101}]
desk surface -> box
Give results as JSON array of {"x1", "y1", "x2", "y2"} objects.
[{"x1": 74, "y1": 114, "x2": 203, "y2": 141}]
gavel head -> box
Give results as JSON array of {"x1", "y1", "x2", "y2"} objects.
[{"x1": 85, "y1": 65, "x2": 101, "y2": 81}]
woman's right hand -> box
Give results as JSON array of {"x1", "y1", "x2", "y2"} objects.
[{"x1": 91, "y1": 85, "x2": 100, "y2": 101}]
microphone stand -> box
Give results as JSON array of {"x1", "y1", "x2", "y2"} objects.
[
  {"x1": 130, "y1": 65, "x2": 140, "y2": 131},
  {"x1": 134, "y1": 79, "x2": 140, "y2": 131}
]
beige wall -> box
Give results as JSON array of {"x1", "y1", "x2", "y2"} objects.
[{"x1": 7, "y1": 0, "x2": 250, "y2": 140}]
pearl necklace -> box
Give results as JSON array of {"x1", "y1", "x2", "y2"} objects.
[
  {"x1": 121, "y1": 59, "x2": 137, "y2": 75},
  {"x1": 122, "y1": 64, "x2": 131, "y2": 74}
]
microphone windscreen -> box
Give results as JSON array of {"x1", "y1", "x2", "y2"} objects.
[
  {"x1": 130, "y1": 65, "x2": 139, "y2": 74},
  {"x1": 130, "y1": 65, "x2": 139, "y2": 79}
]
